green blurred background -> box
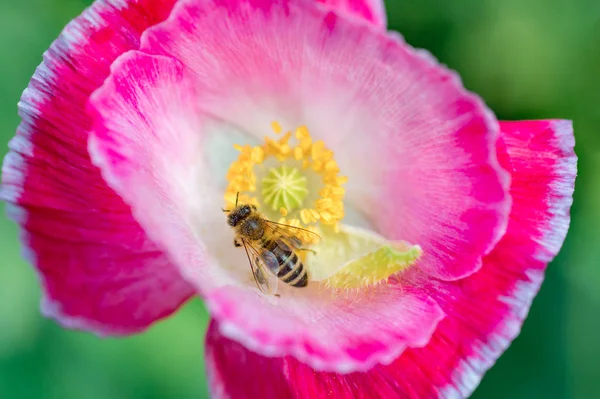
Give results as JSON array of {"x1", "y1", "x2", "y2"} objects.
[{"x1": 0, "y1": 0, "x2": 596, "y2": 397}]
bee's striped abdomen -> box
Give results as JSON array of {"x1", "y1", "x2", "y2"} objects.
[{"x1": 263, "y1": 239, "x2": 308, "y2": 288}]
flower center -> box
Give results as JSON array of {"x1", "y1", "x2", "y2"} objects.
[
  {"x1": 224, "y1": 123, "x2": 347, "y2": 238},
  {"x1": 262, "y1": 165, "x2": 308, "y2": 212}
]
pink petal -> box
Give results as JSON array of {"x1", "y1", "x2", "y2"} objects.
[
  {"x1": 205, "y1": 320, "x2": 291, "y2": 399},
  {"x1": 90, "y1": 48, "x2": 444, "y2": 373},
  {"x1": 0, "y1": 0, "x2": 195, "y2": 335},
  {"x1": 118, "y1": 0, "x2": 508, "y2": 369},
  {"x1": 317, "y1": 0, "x2": 387, "y2": 28},
  {"x1": 142, "y1": 0, "x2": 510, "y2": 283},
  {"x1": 379, "y1": 103, "x2": 511, "y2": 280},
  {"x1": 203, "y1": 120, "x2": 576, "y2": 398},
  {"x1": 88, "y1": 50, "x2": 215, "y2": 293}
]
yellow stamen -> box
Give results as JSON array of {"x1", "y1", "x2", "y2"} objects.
[
  {"x1": 224, "y1": 122, "x2": 347, "y2": 230},
  {"x1": 271, "y1": 121, "x2": 282, "y2": 134},
  {"x1": 251, "y1": 147, "x2": 264, "y2": 163}
]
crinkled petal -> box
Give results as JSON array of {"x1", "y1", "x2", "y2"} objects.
[
  {"x1": 203, "y1": 120, "x2": 576, "y2": 398},
  {"x1": 142, "y1": 0, "x2": 510, "y2": 283},
  {"x1": 0, "y1": 0, "x2": 195, "y2": 335}
]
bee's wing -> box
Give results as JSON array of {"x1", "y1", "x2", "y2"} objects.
[
  {"x1": 241, "y1": 239, "x2": 279, "y2": 296},
  {"x1": 263, "y1": 220, "x2": 321, "y2": 248}
]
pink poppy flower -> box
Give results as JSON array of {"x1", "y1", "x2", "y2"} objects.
[{"x1": 1, "y1": 0, "x2": 576, "y2": 397}]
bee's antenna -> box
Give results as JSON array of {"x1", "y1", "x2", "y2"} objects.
[{"x1": 223, "y1": 192, "x2": 240, "y2": 213}]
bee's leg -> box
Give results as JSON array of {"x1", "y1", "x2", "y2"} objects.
[
  {"x1": 234, "y1": 238, "x2": 242, "y2": 247},
  {"x1": 297, "y1": 248, "x2": 317, "y2": 255}
]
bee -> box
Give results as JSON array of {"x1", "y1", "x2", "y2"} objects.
[{"x1": 223, "y1": 193, "x2": 320, "y2": 295}]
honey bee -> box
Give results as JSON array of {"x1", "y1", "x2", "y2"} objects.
[{"x1": 223, "y1": 193, "x2": 320, "y2": 295}]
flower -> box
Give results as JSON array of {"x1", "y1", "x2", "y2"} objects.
[{"x1": 0, "y1": 0, "x2": 576, "y2": 398}]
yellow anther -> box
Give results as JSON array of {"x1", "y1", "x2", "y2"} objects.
[
  {"x1": 324, "y1": 159, "x2": 339, "y2": 173},
  {"x1": 280, "y1": 207, "x2": 288, "y2": 217},
  {"x1": 330, "y1": 187, "x2": 345, "y2": 198},
  {"x1": 300, "y1": 209, "x2": 309, "y2": 224},
  {"x1": 280, "y1": 144, "x2": 291, "y2": 156},
  {"x1": 310, "y1": 209, "x2": 320, "y2": 220},
  {"x1": 300, "y1": 137, "x2": 312, "y2": 151},
  {"x1": 271, "y1": 121, "x2": 282, "y2": 134},
  {"x1": 311, "y1": 141, "x2": 325, "y2": 160},
  {"x1": 325, "y1": 175, "x2": 348, "y2": 185},
  {"x1": 264, "y1": 136, "x2": 277, "y2": 151},
  {"x1": 251, "y1": 147, "x2": 265, "y2": 164},
  {"x1": 320, "y1": 212, "x2": 333, "y2": 223},
  {"x1": 319, "y1": 186, "x2": 332, "y2": 197},
  {"x1": 280, "y1": 131, "x2": 292, "y2": 144},
  {"x1": 316, "y1": 198, "x2": 334, "y2": 210},
  {"x1": 322, "y1": 149, "x2": 334, "y2": 161},
  {"x1": 301, "y1": 208, "x2": 318, "y2": 224},
  {"x1": 295, "y1": 126, "x2": 309, "y2": 140}
]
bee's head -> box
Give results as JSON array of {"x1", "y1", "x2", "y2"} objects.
[{"x1": 227, "y1": 204, "x2": 256, "y2": 227}]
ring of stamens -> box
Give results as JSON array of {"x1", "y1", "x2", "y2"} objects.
[
  {"x1": 224, "y1": 123, "x2": 424, "y2": 291},
  {"x1": 224, "y1": 123, "x2": 347, "y2": 241}
]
